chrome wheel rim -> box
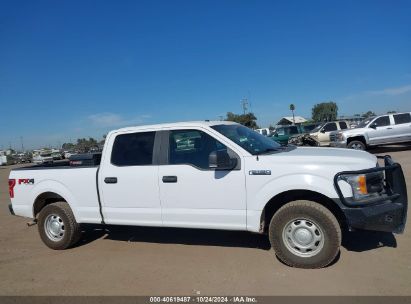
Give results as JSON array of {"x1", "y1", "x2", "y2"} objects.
[
  {"x1": 44, "y1": 214, "x2": 65, "y2": 241},
  {"x1": 351, "y1": 143, "x2": 364, "y2": 150},
  {"x1": 282, "y1": 218, "x2": 324, "y2": 257}
]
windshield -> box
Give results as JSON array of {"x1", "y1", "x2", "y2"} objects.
[
  {"x1": 211, "y1": 124, "x2": 282, "y2": 155},
  {"x1": 357, "y1": 117, "x2": 374, "y2": 128},
  {"x1": 310, "y1": 123, "x2": 324, "y2": 133}
]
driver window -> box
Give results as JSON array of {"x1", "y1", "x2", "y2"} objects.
[
  {"x1": 169, "y1": 129, "x2": 227, "y2": 169},
  {"x1": 372, "y1": 116, "x2": 390, "y2": 127}
]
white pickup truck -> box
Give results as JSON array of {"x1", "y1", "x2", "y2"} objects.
[{"x1": 8, "y1": 121, "x2": 408, "y2": 268}]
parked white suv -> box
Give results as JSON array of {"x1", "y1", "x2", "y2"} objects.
[
  {"x1": 8, "y1": 121, "x2": 408, "y2": 268},
  {"x1": 331, "y1": 112, "x2": 411, "y2": 150}
]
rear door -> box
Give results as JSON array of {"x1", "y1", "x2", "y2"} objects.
[
  {"x1": 99, "y1": 131, "x2": 162, "y2": 226},
  {"x1": 158, "y1": 128, "x2": 246, "y2": 230},
  {"x1": 392, "y1": 113, "x2": 411, "y2": 143}
]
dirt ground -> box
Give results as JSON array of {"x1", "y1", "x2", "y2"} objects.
[{"x1": 0, "y1": 146, "x2": 410, "y2": 296}]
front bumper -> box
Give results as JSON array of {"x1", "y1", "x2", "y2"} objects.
[
  {"x1": 330, "y1": 141, "x2": 347, "y2": 148},
  {"x1": 334, "y1": 155, "x2": 408, "y2": 234}
]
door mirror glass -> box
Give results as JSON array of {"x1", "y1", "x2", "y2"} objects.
[
  {"x1": 209, "y1": 150, "x2": 237, "y2": 170},
  {"x1": 369, "y1": 123, "x2": 377, "y2": 129}
]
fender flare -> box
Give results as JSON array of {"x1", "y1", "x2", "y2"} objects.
[{"x1": 30, "y1": 180, "x2": 79, "y2": 220}]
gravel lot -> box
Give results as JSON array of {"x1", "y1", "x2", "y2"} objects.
[{"x1": 1, "y1": 146, "x2": 410, "y2": 296}]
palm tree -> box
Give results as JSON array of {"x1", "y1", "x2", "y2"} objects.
[{"x1": 289, "y1": 104, "x2": 295, "y2": 125}]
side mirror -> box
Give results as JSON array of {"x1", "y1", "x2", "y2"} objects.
[
  {"x1": 209, "y1": 150, "x2": 237, "y2": 170},
  {"x1": 273, "y1": 132, "x2": 278, "y2": 137},
  {"x1": 320, "y1": 129, "x2": 326, "y2": 133},
  {"x1": 369, "y1": 123, "x2": 377, "y2": 129}
]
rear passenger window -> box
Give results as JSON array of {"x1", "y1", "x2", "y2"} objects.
[
  {"x1": 323, "y1": 123, "x2": 337, "y2": 132},
  {"x1": 373, "y1": 116, "x2": 390, "y2": 127},
  {"x1": 394, "y1": 113, "x2": 411, "y2": 125},
  {"x1": 111, "y1": 132, "x2": 155, "y2": 166},
  {"x1": 339, "y1": 122, "x2": 348, "y2": 130}
]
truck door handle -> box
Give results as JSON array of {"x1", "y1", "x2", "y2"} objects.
[
  {"x1": 386, "y1": 127, "x2": 393, "y2": 129},
  {"x1": 162, "y1": 176, "x2": 177, "y2": 183},
  {"x1": 104, "y1": 177, "x2": 117, "y2": 184}
]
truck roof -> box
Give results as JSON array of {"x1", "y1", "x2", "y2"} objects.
[{"x1": 113, "y1": 120, "x2": 239, "y2": 133}]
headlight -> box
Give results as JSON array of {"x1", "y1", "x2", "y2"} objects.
[{"x1": 339, "y1": 172, "x2": 384, "y2": 200}]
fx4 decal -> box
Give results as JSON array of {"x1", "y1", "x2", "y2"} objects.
[{"x1": 18, "y1": 179, "x2": 35, "y2": 185}]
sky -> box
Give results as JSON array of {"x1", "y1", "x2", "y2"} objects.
[{"x1": 1, "y1": 0, "x2": 411, "y2": 149}]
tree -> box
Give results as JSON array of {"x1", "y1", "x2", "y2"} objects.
[
  {"x1": 226, "y1": 112, "x2": 259, "y2": 129},
  {"x1": 62, "y1": 142, "x2": 75, "y2": 150},
  {"x1": 362, "y1": 111, "x2": 376, "y2": 119},
  {"x1": 387, "y1": 110, "x2": 397, "y2": 114},
  {"x1": 289, "y1": 104, "x2": 296, "y2": 125},
  {"x1": 312, "y1": 101, "x2": 338, "y2": 122}
]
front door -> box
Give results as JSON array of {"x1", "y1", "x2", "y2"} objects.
[
  {"x1": 318, "y1": 122, "x2": 337, "y2": 146},
  {"x1": 99, "y1": 131, "x2": 162, "y2": 226},
  {"x1": 367, "y1": 115, "x2": 394, "y2": 145},
  {"x1": 158, "y1": 129, "x2": 247, "y2": 230}
]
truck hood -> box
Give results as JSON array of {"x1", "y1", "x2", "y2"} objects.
[{"x1": 265, "y1": 147, "x2": 377, "y2": 171}]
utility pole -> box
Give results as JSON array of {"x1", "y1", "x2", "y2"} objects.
[
  {"x1": 241, "y1": 98, "x2": 249, "y2": 115},
  {"x1": 20, "y1": 136, "x2": 24, "y2": 152}
]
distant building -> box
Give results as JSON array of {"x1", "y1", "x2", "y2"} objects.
[{"x1": 276, "y1": 116, "x2": 307, "y2": 126}]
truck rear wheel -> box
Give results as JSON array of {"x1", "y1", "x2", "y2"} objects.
[
  {"x1": 37, "y1": 202, "x2": 81, "y2": 250},
  {"x1": 269, "y1": 200, "x2": 341, "y2": 268}
]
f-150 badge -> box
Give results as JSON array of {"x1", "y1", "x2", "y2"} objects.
[{"x1": 249, "y1": 170, "x2": 271, "y2": 175}]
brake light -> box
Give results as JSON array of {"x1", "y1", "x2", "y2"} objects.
[{"x1": 8, "y1": 179, "x2": 16, "y2": 198}]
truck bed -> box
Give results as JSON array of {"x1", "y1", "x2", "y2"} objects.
[{"x1": 9, "y1": 163, "x2": 102, "y2": 223}]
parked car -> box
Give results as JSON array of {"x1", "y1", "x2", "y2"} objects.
[
  {"x1": 310, "y1": 121, "x2": 349, "y2": 146},
  {"x1": 331, "y1": 112, "x2": 411, "y2": 150},
  {"x1": 32, "y1": 153, "x2": 53, "y2": 164},
  {"x1": 0, "y1": 155, "x2": 7, "y2": 166},
  {"x1": 255, "y1": 128, "x2": 271, "y2": 136},
  {"x1": 270, "y1": 125, "x2": 305, "y2": 145},
  {"x1": 16, "y1": 153, "x2": 31, "y2": 164},
  {"x1": 8, "y1": 121, "x2": 407, "y2": 269}
]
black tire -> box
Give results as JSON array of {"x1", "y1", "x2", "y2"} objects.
[
  {"x1": 347, "y1": 140, "x2": 366, "y2": 150},
  {"x1": 37, "y1": 202, "x2": 81, "y2": 250},
  {"x1": 269, "y1": 200, "x2": 341, "y2": 269}
]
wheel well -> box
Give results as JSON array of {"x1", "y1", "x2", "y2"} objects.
[
  {"x1": 347, "y1": 136, "x2": 366, "y2": 145},
  {"x1": 33, "y1": 192, "x2": 66, "y2": 218},
  {"x1": 261, "y1": 190, "x2": 347, "y2": 233}
]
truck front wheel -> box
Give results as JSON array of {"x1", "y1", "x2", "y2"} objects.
[
  {"x1": 269, "y1": 200, "x2": 341, "y2": 268},
  {"x1": 347, "y1": 140, "x2": 366, "y2": 150},
  {"x1": 37, "y1": 202, "x2": 81, "y2": 250}
]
